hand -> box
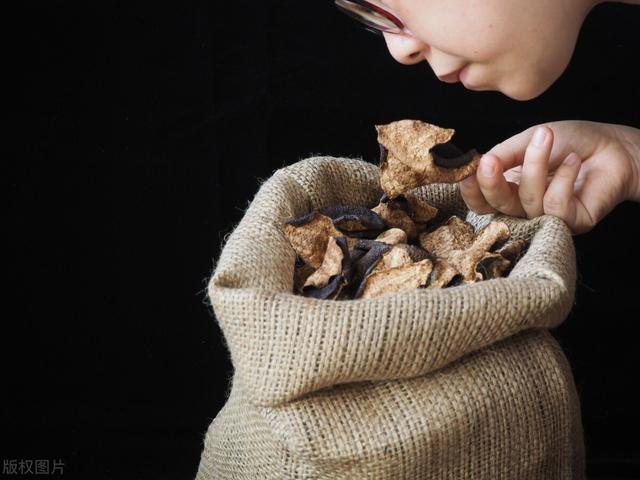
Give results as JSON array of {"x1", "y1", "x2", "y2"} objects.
[{"x1": 459, "y1": 120, "x2": 640, "y2": 235}]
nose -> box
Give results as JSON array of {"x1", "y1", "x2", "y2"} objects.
[{"x1": 382, "y1": 31, "x2": 428, "y2": 65}]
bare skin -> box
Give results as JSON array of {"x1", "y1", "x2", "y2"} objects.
[{"x1": 376, "y1": 0, "x2": 639, "y2": 234}]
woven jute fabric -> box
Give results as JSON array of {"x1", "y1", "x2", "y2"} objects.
[{"x1": 197, "y1": 156, "x2": 585, "y2": 480}]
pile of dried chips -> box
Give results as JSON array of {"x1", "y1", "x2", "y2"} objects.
[{"x1": 282, "y1": 120, "x2": 526, "y2": 300}]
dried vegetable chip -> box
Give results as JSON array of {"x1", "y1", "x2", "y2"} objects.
[
  {"x1": 475, "y1": 253, "x2": 512, "y2": 280},
  {"x1": 375, "y1": 228, "x2": 407, "y2": 245},
  {"x1": 360, "y1": 260, "x2": 433, "y2": 299},
  {"x1": 495, "y1": 239, "x2": 526, "y2": 263},
  {"x1": 430, "y1": 221, "x2": 512, "y2": 283},
  {"x1": 302, "y1": 236, "x2": 352, "y2": 300},
  {"x1": 371, "y1": 201, "x2": 418, "y2": 241},
  {"x1": 419, "y1": 216, "x2": 475, "y2": 258},
  {"x1": 320, "y1": 205, "x2": 386, "y2": 238},
  {"x1": 351, "y1": 241, "x2": 393, "y2": 298},
  {"x1": 376, "y1": 120, "x2": 481, "y2": 198},
  {"x1": 293, "y1": 261, "x2": 316, "y2": 294},
  {"x1": 283, "y1": 212, "x2": 341, "y2": 268},
  {"x1": 372, "y1": 246, "x2": 414, "y2": 272}
]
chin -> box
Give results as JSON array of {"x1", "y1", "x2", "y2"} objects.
[
  {"x1": 499, "y1": 71, "x2": 558, "y2": 101},
  {"x1": 500, "y1": 81, "x2": 549, "y2": 101}
]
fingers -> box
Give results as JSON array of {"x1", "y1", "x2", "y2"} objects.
[
  {"x1": 459, "y1": 174, "x2": 497, "y2": 215},
  {"x1": 543, "y1": 152, "x2": 590, "y2": 233},
  {"x1": 518, "y1": 126, "x2": 553, "y2": 218},
  {"x1": 476, "y1": 154, "x2": 527, "y2": 217}
]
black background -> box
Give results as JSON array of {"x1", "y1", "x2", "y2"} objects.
[{"x1": 9, "y1": 1, "x2": 640, "y2": 479}]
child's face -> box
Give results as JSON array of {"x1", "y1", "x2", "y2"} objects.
[{"x1": 380, "y1": 0, "x2": 598, "y2": 100}]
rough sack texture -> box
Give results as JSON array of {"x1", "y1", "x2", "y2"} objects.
[{"x1": 197, "y1": 157, "x2": 585, "y2": 480}]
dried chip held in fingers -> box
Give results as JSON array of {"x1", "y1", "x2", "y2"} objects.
[
  {"x1": 283, "y1": 212, "x2": 342, "y2": 268},
  {"x1": 419, "y1": 216, "x2": 475, "y2": 259},
  {"x1": 320, "y1": 205, "x2": 386, "y2": 238},
  {"x1": 360, "y1": 259, "x2": 433, "y2": 299},
  {"x1": 303, "y1": 236, "x2": 352, "y2": 300},
  {"x1": 376, "y1": 120, "x2": 481, "y2": 198},
  {"x1": 430, "y1": 142, "x2": 480, "y2": 169}
]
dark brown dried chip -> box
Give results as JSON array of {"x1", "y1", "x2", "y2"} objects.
[
  {"x1": 495, "y1": 239, "x2": 526, "y2": 263},
  {"x1": 283, "y1": 212, "x2": 342, "y2": 268},
  {"x1": 293, "y1": 262, "x2": 316, "y2": 293},
  {"x1": 430, "y1": 142, "x2": 480, "y2": 169},
  {"x1": 475, "y1": 253, "x2": 511, "y2": 280},
  {"x1": 360, "y1": 259, "x2": 433, "y2": 299},
  {"x1": 320, "y1": 205, "x2": 386, "y2": 238},
  {"x1": 351, "y1": 241, "x2": 392, "y2": 298}
]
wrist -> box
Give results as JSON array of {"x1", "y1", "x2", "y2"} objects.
[{"x1": 612, "y1": 124, "x2": 640, "y2": 202}]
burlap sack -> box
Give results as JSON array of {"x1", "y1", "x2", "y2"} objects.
[{"x1": 197, "y1": 156, "x2": 585, "y2": 479}]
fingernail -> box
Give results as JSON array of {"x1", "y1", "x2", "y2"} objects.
[
  {"x1": 480, "y1": 157, "x2": 495, "y2": 176},
  {"x1": 563, "y1": 153, "x2": 579, "y2": 166},
  {"x1": 532, "y1": 127, "x2": 547, "y2": 146}
]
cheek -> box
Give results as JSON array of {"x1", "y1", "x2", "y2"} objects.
[{"x1": 495, "y1": 29, "x2": 577, "y2": 99}]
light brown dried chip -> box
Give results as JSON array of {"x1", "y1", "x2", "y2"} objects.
[
  {"x1": 283, "y1": 212, "x2": 341, "y2": 268},
  {"x1": 439, "y1": 220, "x2": 512, "y2": 283},
  {"x1": 404, "y1": 193, "x2": 439, "y2": 223},
  {"x1": 360, "y1": 259, "x2": 433, "y2": 299},
  {"x1": 398, "y1": 244, "x2": 432, "y2": 262},
  {"x1": 376, "y1": 120, "x2": 481, "y2": 198},
  {"x1": 372, "y1": 245, "x2": 414, "y2": 273},
  {"x1": 426, "y1": 259, "x2": 461, "y2": 289},
  {"x1": 419, "y1": 216, "x2": 475, "y2": 259},
  {"x1": 304, "y1": 236, "x2": 346, "y2": 289},
  {"x1": 371, "y1": 202, "x2": 417, "y2": 241},
  {"x1": 472, "y1": 221, "x2": 510, "y2": 253},
  {"x1": 375, "y1": 228, "x2": 408, "y2": 245}
]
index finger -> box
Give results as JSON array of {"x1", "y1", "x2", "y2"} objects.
[{"x1": 487, "y1": 128, "x2": 537, "y2": 171}]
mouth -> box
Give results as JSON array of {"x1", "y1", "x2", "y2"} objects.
[
  {"x1": 457, "y1": 64, "x2": 471, "y2": 85},
  {"x1": 436, "y1": 68, "x2": 464, "y2": 83}
]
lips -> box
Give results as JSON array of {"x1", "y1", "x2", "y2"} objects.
[
  {"x1": 436, "y1": 64, "x2": 469, "y2": 84},
  {"x1": 436, "y1": 71, "x2": 461, "y2": 83}
]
